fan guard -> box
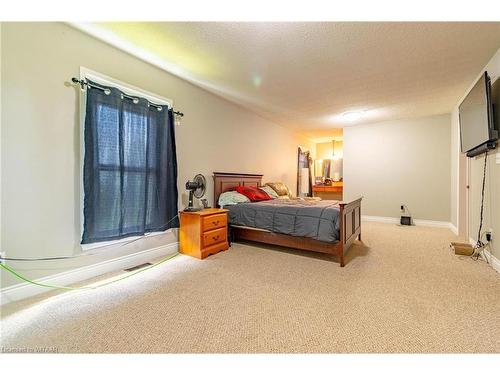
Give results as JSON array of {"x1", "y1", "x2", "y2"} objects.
[{"x1": 184, "y1": 174, "x2": 206, "y2": 212}]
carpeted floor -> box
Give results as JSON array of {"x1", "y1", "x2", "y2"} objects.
[{"x1": 1, "y1": 222, "x2": 499, "y2": 353}]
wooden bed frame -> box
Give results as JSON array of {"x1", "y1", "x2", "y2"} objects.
[{"x1": 213, "y1": 172, "x2": 362, "y2": 267}]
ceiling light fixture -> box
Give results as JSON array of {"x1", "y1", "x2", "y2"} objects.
[
  {"x1": 342, "y1": 111, "x2": 364, "y2": 122},
  {"x1": 252, "y1": 74, "x2": 262, "y2": 88}
]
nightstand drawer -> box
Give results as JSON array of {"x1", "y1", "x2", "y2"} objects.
[
  {"x1": 202, "y1": 227, "x2": 227, "y2": 247},
  {"x1": 202, "y1": 214, "x2": 227, "y2": 231}
]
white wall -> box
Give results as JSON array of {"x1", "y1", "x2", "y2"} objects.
[
  {"x1": 0, "y1": 22, "x2": 314, "y2": 288},
  {"x1": 451, "y1": 47, "x2": 500, "y2": 261},
  {"x1": 316, "y1": 140, "x2": 343, "y2": 160},
  {"x1": 0, "y1": 22, "x2": 2, "y2": 257},
  {"x1": 343, "y1": 114, "x2": 451, "y2": 221}
]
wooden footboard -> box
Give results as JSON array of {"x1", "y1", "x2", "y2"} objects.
[
  {"x1": 231, "y1": 197, "x2": 362, "y2": 267},
  {"x1": 338, "y1": 197, "x2": 363, "y2": 267}
]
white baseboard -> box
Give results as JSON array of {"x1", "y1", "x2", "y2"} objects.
[
  {"x1": 483, "y1": 249, "x2": 500, "y2": 274},
  {"x1": 361, "y1": 215, "x2": 455, "y2": 231},
  {"x1": 362, "y1": 215, "x2": 400, "y2": 224},
  {"x1": 449, "y1": 224, "x2": 459, "y2": 235},
  {"x1": 468, "y1": 237, "x2": 500, "y2": 274},
  {"x1": 0, "y1": 242, "x2": 179, "y2": 306}
]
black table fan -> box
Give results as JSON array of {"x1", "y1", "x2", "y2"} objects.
[{"x1": 184, "y1": 174, "x2": 206, "y2": 212}]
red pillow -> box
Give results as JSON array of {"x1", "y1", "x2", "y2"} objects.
[{"x1": 236, "y1": 186, "x2": 272, "y2": 202}]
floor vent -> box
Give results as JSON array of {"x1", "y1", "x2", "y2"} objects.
[{"x1": 124, "y1": 263, "x2": 153, "y2": 272}]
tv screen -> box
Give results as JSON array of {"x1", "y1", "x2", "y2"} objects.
[{"x1": 459, "y1": 72, "x2": 496, "y2": 154}]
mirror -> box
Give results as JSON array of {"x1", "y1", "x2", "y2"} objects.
[
  {"x1": 314, "y1": 159, "x2": 323, "y2": 179},
  {"x1": 315, "y1": 158, "x2": 343, "y2": 181},
  {"x1": 323, "y1": 159, "x2": 331, "y2": 178},
  {"x1": 314, "y1": 159, "x2": 332, "y2": 179}
]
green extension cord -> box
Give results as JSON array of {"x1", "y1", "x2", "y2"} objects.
[{"x1": 0, "y1": 252, "x2": 179, "y2": 291}]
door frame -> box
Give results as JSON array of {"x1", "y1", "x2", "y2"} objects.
[{"x1": 458, "y1": 150, "x2": 469, "y2": 239}]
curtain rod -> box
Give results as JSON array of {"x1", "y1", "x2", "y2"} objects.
[{"x1": 71, "y1": 78, "x2": 184, "y2": 117}]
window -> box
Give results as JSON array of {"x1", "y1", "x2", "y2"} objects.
[{"x1": 81, "y1": 72, "x2": 179, "y2": 245}]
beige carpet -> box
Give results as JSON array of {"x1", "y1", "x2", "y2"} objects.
[{"x1": 1, "y1": 222, "x2": 499, "y2": 353}]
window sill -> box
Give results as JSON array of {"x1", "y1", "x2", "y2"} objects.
[{"x1": 80, "y1": 229, "x2": 175, "y2": 252}]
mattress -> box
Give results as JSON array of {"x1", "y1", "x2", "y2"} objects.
[{"x1": 225, "y1": 199, "x2": 341, "y2": 242}]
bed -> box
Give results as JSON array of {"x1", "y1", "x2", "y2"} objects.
[{"x1": 213, "y1": 172, "x2": 362, "y2": 267}]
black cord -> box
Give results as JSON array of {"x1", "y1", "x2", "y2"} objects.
[
  {"x1": 0, "y1": 215, "x2": 179, "y2": 262},
  {"x1": 473, "y1": 151, "x2": 488, "y2": 260}
]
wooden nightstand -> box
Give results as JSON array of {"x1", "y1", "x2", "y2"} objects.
[{"x1": 179, "y1": 208, "x2": 229, "y2": 259}]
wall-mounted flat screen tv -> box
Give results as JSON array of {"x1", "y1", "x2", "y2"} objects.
[{"x1": 459, "y1": 71, "x2": 497, "y2": 157}]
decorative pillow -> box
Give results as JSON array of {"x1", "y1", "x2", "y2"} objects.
[
  {"x1": 218, "y1": 191, "x2": 250, "y2": 207},
  {"x1": 265, "y1": 182, "x2": 292, "y2": 197},
  {"x1": 260, "y1": 185, "x2": 279, "y2": 199},
  {"x1": 236, "y1": 186, "x2": 273, "y2": 202}
]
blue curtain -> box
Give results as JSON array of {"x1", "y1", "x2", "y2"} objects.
[{"x1": 81, "y1": 80, "x2": 179, "y2": 244}]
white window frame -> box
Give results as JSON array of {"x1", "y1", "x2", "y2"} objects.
[{"x1": 78, "y1": 67, "x2": 175, "y2": 251}]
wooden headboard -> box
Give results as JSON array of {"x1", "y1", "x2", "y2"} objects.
[{"x1": 213, "y1": 172, "x2": 263, "y2": 207}]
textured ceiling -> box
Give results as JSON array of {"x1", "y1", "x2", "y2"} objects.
[{"x1": 74, "y1": 22, "x2": 500, "y2": 141}]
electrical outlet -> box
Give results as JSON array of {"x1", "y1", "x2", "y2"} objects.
[
  {"x1": 486, "y1": 228, "x2": 493, "y2": 242},
  {"x1": 496, "y1": 152, "x2": 500, "y2": 165}
]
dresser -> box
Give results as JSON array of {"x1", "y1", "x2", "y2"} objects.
[
  {"x1": 312, "y1": 182, "x2": 343, "y2": 200},
  {"x1": 179, "y1": 208, "x2": 229, "y2": 259}
]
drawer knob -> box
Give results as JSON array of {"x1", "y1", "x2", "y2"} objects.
[{"x1": 212, "y1": 220, "x2": 219, "y2": 225}]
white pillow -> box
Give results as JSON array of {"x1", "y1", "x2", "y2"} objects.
[
  {"x1": 260, "y1": 185, "x2": 279, "y2": 199},
  {"x1": 218, "y1": 191, "x2": 251, "y2": 207}
]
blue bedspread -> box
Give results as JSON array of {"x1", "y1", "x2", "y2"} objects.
[{"x1": 225, "y1": 199, "x2": 341, "y2": 242}]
